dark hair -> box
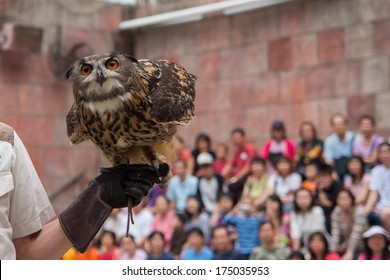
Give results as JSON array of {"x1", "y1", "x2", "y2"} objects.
[
  {"x1": 318, "y1": 163, "x2": 333, "y2": 176},
  {"x1": 195, "y1": 133, "x2": 212, "y2": 150},
  {"x1": 288, "y1": 251, "x2": 305, "y2": 260},
  {"x1": 186, "y1": 227, "x2": 204, "y2": 240},
  {"x1": 299, "y1": 121, "x2": 318, "y2": 141},
  {"x1": 271, "y1": 120, "x2": 286, "y2": 140},
  {"x1": 275, "y1": 156, "x2": 293, "y2": 174},
  {"x1": 308, "y1": 231, "x2": 330, "y2": 260},
  {"x1": 148, "y1": 231, "x2": 165, "y2": 242},
  {"x1": 330, "y1": 113, "x2": 348, "y2": 126},
  {"x1": 217, "y1": 193, "x2": 234, "y2": 202},
  {"x1": 251, "y1": 156, "x2": 266, "y2": 166},
  {"x1": 347, "y1": 156, "x2": 365, "y2": 183},
  {"x1": 97, "y1": 230, "x2": 117, "y2": 248},
  {"x1": 265, "y1": 194, "x2": 284, "y2": 223},
  {"x1": 359, "y1": 115, "x2": 376, "y2": 126},
  {"x1": 185, "y1": 196, "x2": 203, "y2": 218},
  {"x1": 259, "y1": 220, "x2": 275, "y2": 232},
  {"x1": 122, "y1": 234, "x2": 136, "y2": 243},
  {"x1": 211, "y1": 226, "x2": 229, "y2": 238},
  {"x1": 362, "y1": 233, "x2": 390, "y2": 260},
  {"x1": 175, "y1": 212, "x2": 187, "y2": 225},
  {"x1": 378, "y1": 142, "x2": 390, "y2": 152},
  {"x1": 336, "y1": 188, "x2": 356, "y2": 207},
  {"x1": 231, "y1": 127, "x2": 245, "y2": 137},
  {"x1": 293, "y1": 188, "x2": 316, "y2": 213}
]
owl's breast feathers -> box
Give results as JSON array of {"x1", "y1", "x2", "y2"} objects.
[{"x1": 66, "y1": 58, "x2": 196, "y2": 154}]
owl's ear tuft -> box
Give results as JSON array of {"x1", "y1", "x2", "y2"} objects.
[
  {"x1": 65, "y1": 66, "x2": 74, "y2": 79},
  {"x1": 124, "y1": 54, "x2": 138, "y2": 63}
]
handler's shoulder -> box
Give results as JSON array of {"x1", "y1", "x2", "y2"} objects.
[{"x1": 0, "y1": 122, "x2": 14, "y2": 146}]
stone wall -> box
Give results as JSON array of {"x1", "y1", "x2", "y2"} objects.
[{"x1": 132, "y1": 0, "x2": 390, "y2": 150}]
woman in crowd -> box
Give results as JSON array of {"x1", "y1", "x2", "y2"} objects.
[
  {"x1": 147, "y1": 231, "x2": 174, "y2": 260},
  {"x1": 290, "y1": 188, "x2": 326, "y2": 251},
  {"x1": 184, "y1": 196, "x2": 211, "y2": 242},
  {"x1": 261, "y1": 120, "x2": 295, "y2": 168},
  {"x1": 118, "y1": 235, "x2": 147, "y2": 260},
  {"x1": 151, "y1": 195, "x2": 175, "y2": 248},
  {"x1": 213, "y1": 143, "x2": 229, "y2": 175},
  {"x1": 358, "y1": 226, "x2": 390, "y2": 260},
  {"x1": 295, "y1": 121, "x2": 324, "y2": 178},
  {"x1": 331, "y1": 189, "x2": 367, "y2": 259},
  {"x1": 353, "y1": 115, "x2": 384, "y2": 171},
  {"x1": 170, "y1": 213, "x2": 187, "y2": 259},
  {"x1": 188, "y1": 133, "x2": 216, "y2": 176},
  {"x1": 97, "y1": 230, "x2": 119, "y2": 260},
  {"x1": 268, "y1": 156, "x2": 302, "y2": 212},
  {"x1": 343, "y1": 156, "x2": 370, "y2": 205},
  {"x1": 308, "y1": 232, "x2": 340, "y2": 260}
]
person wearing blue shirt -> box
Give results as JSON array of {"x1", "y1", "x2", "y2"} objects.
[
  {"x1": 181, "y1": 228, "x2": 214, "y2": 260},
  {"x1": 223, "y1": 196, "x2": 264, "y2": 259},
  {"x1": 324, "y1": 113, "x2": 355, "y2": 178},
  {"x1": 212, "y1": 226, "x2": 243, "y2": 260},
  {"x1": 167, "y1": 160, "x2": 198, "y2": 212}
]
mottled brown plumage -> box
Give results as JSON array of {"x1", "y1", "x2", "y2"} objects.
[{"x1": 66, "y1": 52, "x2": 196, "y2": 183}]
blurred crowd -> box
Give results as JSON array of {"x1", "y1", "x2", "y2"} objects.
[{"x1": 62, "y1": 113, "x2": 390, "y2": 260}]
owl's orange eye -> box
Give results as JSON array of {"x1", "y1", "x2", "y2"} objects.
[
  {"x1": 105, "y1": 59, "x2": 119, "y2": 70},
  {"x1": 80, "y1": 65, "x2": 92, "y2": 76}
]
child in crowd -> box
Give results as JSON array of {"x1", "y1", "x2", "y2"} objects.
[
  {"x1": 97, "y1": 231, "x2": 119, "y2": 260},
  {"x1": 181, "y1": 228, "x2": 214, "y2": 260},
  {"x1": 147, "y1": 231, "x2": 174, "y2": 260},
  {"x1": 223, "y1": 196, "x2": 264, "y2": 259},
  {"x1": 213, "y1": 143, "x2": 229, "y2": 175},
  {"x1": 268, "y1": 156, "x2": 302, "y2": 212},
  {"x1": 307, "y1": 232, "x2": 340, "y2": 260},
  {"x1": 242, "y1": 157, "x2": 270, "y2": 210},
  {"x1": 301, "y1": 163, "x2": 318, "y2": 195},
  {"x1": 210, "y1": 193, "x2": 235, "y2": 227},
  {"x1": 288, "y1": 251, "x2": 305, "y2": 260},
  {"x1": 118, "y1": 235, "x2": 147, "y2": 260},
  {"x1": 343, "y1": 156, "x2": 370, "y2": 205}
]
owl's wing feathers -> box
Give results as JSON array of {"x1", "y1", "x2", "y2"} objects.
[
  {"x1": 135, "y1": 59, "x2": 197, "y2": 125},
  {"x1": 66, "y1": 103, "x2": 89, "y2": 145}
]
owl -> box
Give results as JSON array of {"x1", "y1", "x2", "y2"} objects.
[{"x1": 65, "y1": 52, "x2": 197, "y2": 184}]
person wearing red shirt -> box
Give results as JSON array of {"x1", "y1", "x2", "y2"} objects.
[{"x1": 221, "y1": 128, "x2": 258, "y2": 203}]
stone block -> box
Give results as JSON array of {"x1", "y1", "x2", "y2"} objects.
[
  {"x1": 345, "y1": 24, "x2": 373, "y2": 58},
  {"x1": 305, "y1": 65, "x2": 332, "y2": 99},
  {"x1": 332, "y1": 61, "x2": 363, "y2": 96},
  {"x1": 317, "y1": 98, "x2": 348, "y2": 133},
  {"x1": 255, "y1": 73, "x2": 280, "y2": 105},
  {"x1": 292, "y1": 34, "x2": 318, "y2": 67},
  {"x1": 362, "y1": 56, "x2": 389, "y2": 94},
  {"x1": 199, "y1": 51, "x2": 218, "y2": 81},
  {"x1": 230, "y1": 77, "x2": 255, "y2": 108},
  {"x1": 375, "y1": 92, "x2": 390, "y2": 130},
  {"x1": 268, "y1": 38, "x2": 292, "y2": 71},
  {"x1": 318, "y1": 29, "x2": 344, "y2": 62},
  {"x1": 373, "y1": 20, "x2": 390, "y2": 54},
  {"x1": 280, "y1": 69, "x2": 306, "y2": 102},
  {"x1": 347, "y1": 95, "x2": 376, "y2": 128}
]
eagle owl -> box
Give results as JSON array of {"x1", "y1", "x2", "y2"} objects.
[{"x1": 65, "y1": 52, "x2": 197, "y2": 184}]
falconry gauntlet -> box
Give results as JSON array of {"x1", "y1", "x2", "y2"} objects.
[{"x1": 59, "y1": 164, "x2": 159, "y2": 253}]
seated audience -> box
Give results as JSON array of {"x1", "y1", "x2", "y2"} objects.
[
  {"x1": 181, "y1": 228, "x2": 214, "y2": 260},
  {"x1": 184, "y1": 196, "x2": 211, "y2": 242},
  {"x1": 288, "y1": 251, "x2": 305, "y2": 260},
  {"x1": 212, "y1": 226, "x2": 243, "y2": 260},
  {"x1": 358, "y1": 226, "x2": 390, "y2": 260},
  {"x1": 307, "y1": 232, "x2": 340, "y2": 260},
  {"x1": 118, "y1": 235, "x2": 147, "y2": 260},
  {"x1": 188, "y1": 133, "x2": 215, "y2": 176},
  {"x1": 128, "y1": 197, "x2": 153, "y2": 249},
  {"x1": 209, "y1": 194, "x2": 235, "y2": 227},
  {"x1": 213, "y1": 143, "x2": 229, "y2": 175},
  {"x1": 97, "y1": 230, "x2": 119, "y2": 260},
  {"x1": 301, "y1": 163, "x2": 319, "y2": 195},
  {"x1": 151, "y1": 195, "x2": 175, "y2": 247},
  {"x1": 147, "y1": 231, "x2": 174, "y2": 260},
  {"x1": 343, "y1": 156, "x2": 370, "y2": 205},
  {"x1": 170, "y1": 213, "x2": 187, "y2": 259}
]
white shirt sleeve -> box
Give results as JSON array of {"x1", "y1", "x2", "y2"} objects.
[{"x1": 369, "y1": 166, "x2": 381, "y2": 191}]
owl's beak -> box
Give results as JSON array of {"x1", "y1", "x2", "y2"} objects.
[{"x1": 96, "y1": 69, "x2": 106, "y2": 86}]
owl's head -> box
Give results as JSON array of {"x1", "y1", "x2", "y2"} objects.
[{"x1": 66, "y1": 52, "x2": 140, "y2": 102}]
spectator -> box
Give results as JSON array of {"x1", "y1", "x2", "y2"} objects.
[
  {"x1": 184, "y1": 196, "x2": 211, "y2": 242},
  {"x1": 317, "y1": 163, "x2": 342, "y2": 232},
  {"x1": 268, "y1": 156, "x2": 302, "y2": 211},
  {"x1": 301, "y1": 163, "x2": 319, "y2": 195},
  {"x1": 212, "y1": 226, "x2": 243, "y2": 260},
  {"x1": 166, "y1": 160, "x2": 198, "y2": 212},
  {"x1": 147, "y1": 185, "x2": 165, "y2": 209},
  {"x1": 97, "y1": 230, "x2": 119, "y2": 260},
  {"x1": 196, "y1": 152, "x2": 224, "y2": 215},
  {"x1": 241, "y1": 157, "x2": 270, "y2": 210},
  {"x1": 331, "y1": 189, "x2": 367, "y2": 260},
  {"x1": 174, "y1": 135, "x2": 192, "y2": 167},
  {"x1": 307, "y1": 232, "x2": 340, "y2": 260},
  {"x1": 364, "y1": 142, "x2": 390, "y2": 232},
  {"x1": 249, "y1": 221, "x2": 291, "y2": 260},
  {"x1": 358, "y1": 226, "x2": 390, "y2": 260},
  {"x1": 353, "y1": 115, "x2": 384, "y2": 171},
  {"x1": 221, "y1": 128, "x2": 258, "y2": 203},
  {"x1": 343, "y1": 156, "x2": 370, "y2": 205},
  {"x1": 102, "y1": 209, "x2": 127, "y2": 243},
  {"x1": 147, "y1": 231, "x2": 173, "y2": 260},
  {"x1": 213, "y1": 143, "x2": 229, "y2": 175},
  {"x1": 188, "y1": 133, "x2": 216, "y2": 176},
  {"x1": 151, "y1": 195, "x2": 175, "y2": 247},
  {"x1": 290, "y1": 188, "x2": 326, "y2": 251},
  {"x1": 262, "y1": 194, "x2": 290, "y2": 247},
  {"x1": 170, "y1": 213, "x2": 187, "y2": 259},
  {"x1": 181, "y1": 228, "x2": 214, "y2": 260},
  {"x1": 261, "y1": 120, "x2": 295, "y2": 168},
  {"x1": 210, "y1": 194, "x2": 235, "y2": 227},
  {"x1": 223, "y1": 196, "x2": 264, "y2": 259},
  {"x1": 118, "y1": 235, "x2": 147, "y2": 260},
  {"x1": 128, "y1": 197, "x2": 153, "y2": 249},
  {"x1": 324, "y1": 113, "x2": 355, "y2": 178},
  {"x1": 295, "y1": 121, "x2": 324, "y2": 177},
  {"x1": 288, "y1": 251, "x2": 305, "y2": 260}
]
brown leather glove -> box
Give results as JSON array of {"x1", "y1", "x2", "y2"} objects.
[{"x1": 59, "y1": 164, "x2": 158, "y2": 253}]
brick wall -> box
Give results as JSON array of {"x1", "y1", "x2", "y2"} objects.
[{"x1": 132, "y1": 0, "x2": 390, "y2": 150}]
